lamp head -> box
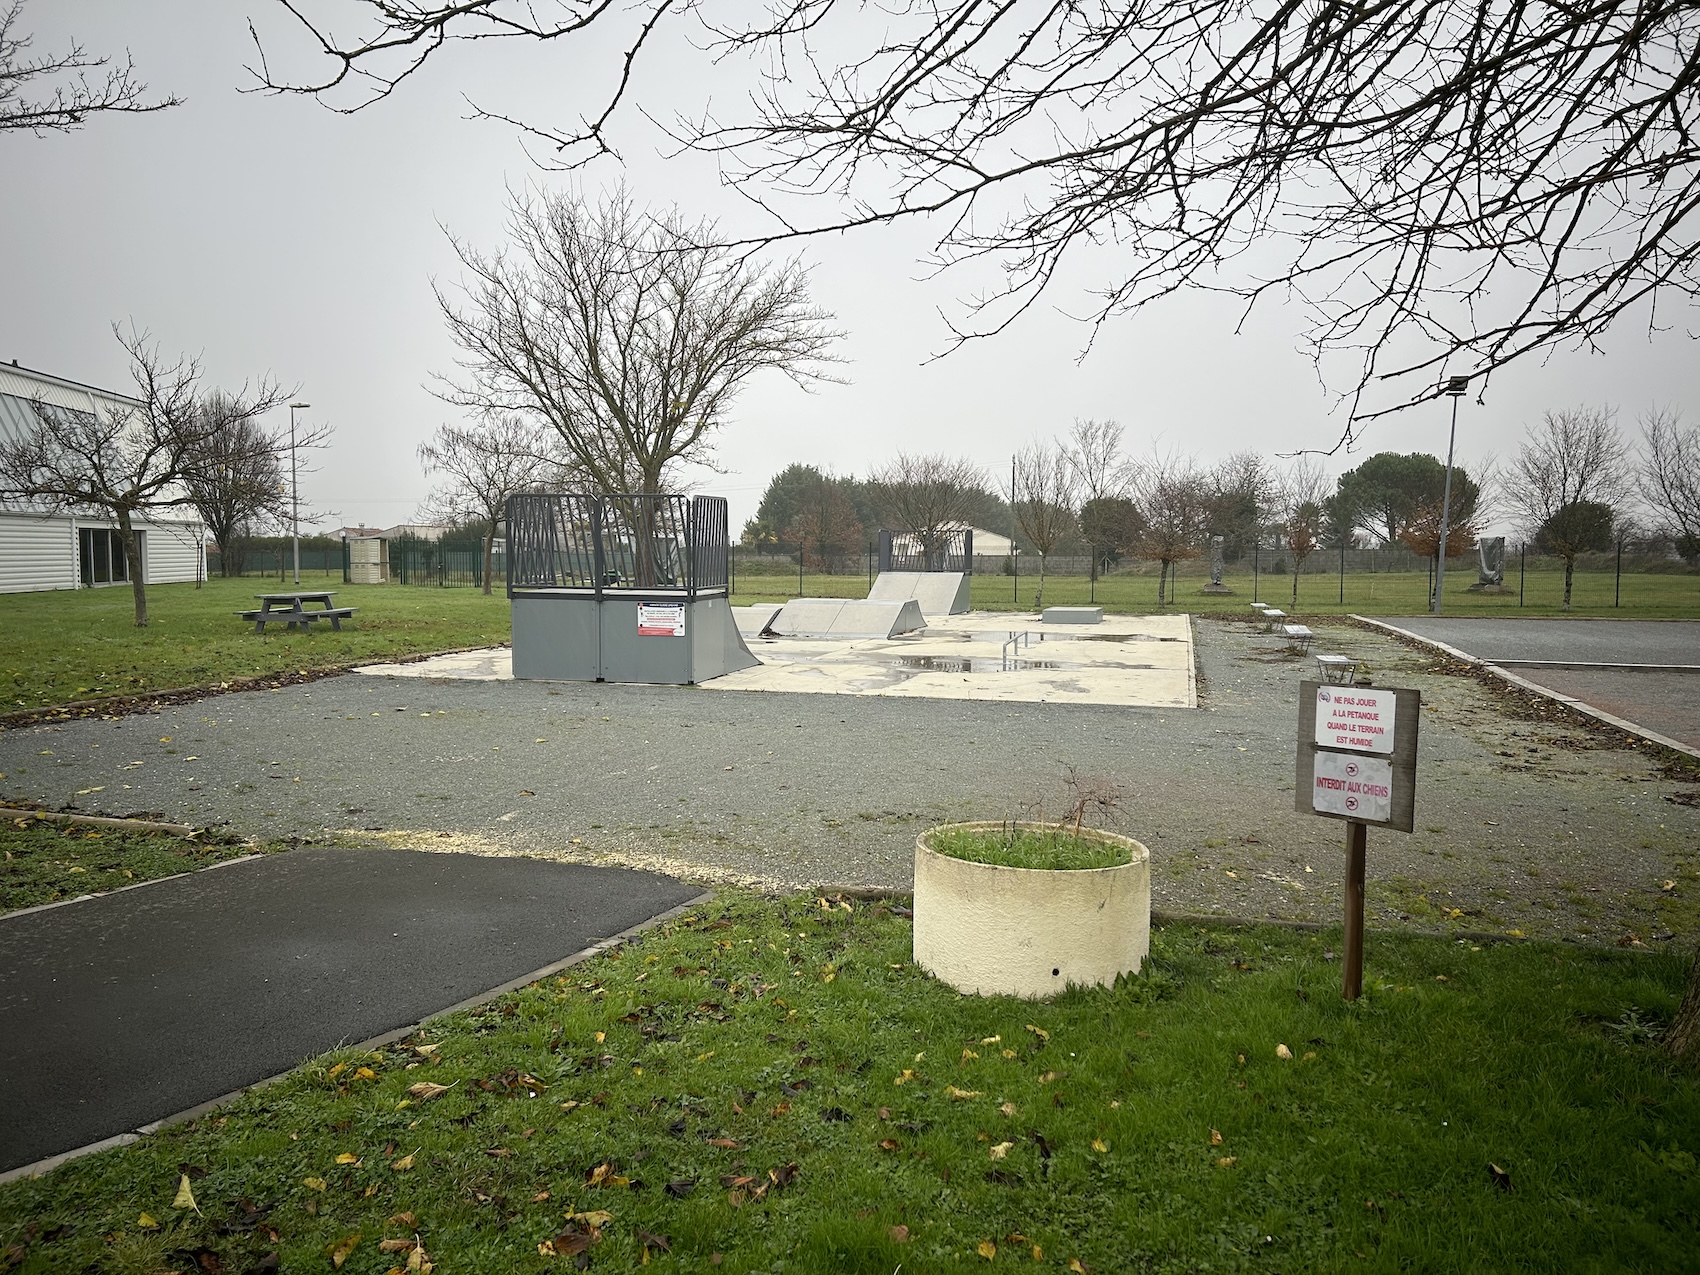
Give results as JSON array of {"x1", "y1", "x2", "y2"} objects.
[
  {"x1": 1442, "y1": 377, "x2": 1469, "y2": 397},
  {"x1": 290, "y1": 402, "x2": 311, "y2": 409}
]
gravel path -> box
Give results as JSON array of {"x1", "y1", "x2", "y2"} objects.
[{"x1": 3, "y1": 619, "x2": 1696, "y2": 944}]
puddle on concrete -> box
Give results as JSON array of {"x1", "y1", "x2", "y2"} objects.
[{"x1": 887, "y1": 655, "x2": 1061, "y2": 673}]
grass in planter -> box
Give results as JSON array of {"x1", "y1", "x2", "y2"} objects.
[
  {"x1": 927, "y1": 823, "x2": 1132, "y2": 870},
  {"x1": 1, "y1": 893, "x2": 1696, "y2": 1274},
  {"x1": 0, "y1": 817, "x2": 268, "y2": 914}
]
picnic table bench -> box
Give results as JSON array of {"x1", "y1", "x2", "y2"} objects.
[
  {"x1": 1282, "y1": 623, "x2": 1315, "y2": 652},
  {"x1": 1260, "y1": 607, "x2": 1286, "y2": 632},
  {"x1": 237, "y1": 591, "x2": 358, "y2": 634}
]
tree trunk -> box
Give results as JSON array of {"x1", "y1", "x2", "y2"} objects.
[
  {"x1": 482, "y1": 521, "x2": 496, "y2": 595},
  {"x1": 114, "y1": 508, "x2": 149, "y2": 627},
  {"x1": 1563, "y1": 555, "x2": 1575, "y2": 609},
  {"x1": 1291, "y1": 566, "x2": 1300, "y2": 607},
  {"x1": 1036, "y1": 553, "x2": 1046, "y2": 609},
  {"x1": 1158, "y1": 558, "x2": 1169, "y2": 605}
]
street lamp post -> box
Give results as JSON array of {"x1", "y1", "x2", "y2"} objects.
[
  {"x1": 1431, "y1": 377, "x2": 1469, "y2": 615},
  {"x1": 289, "y1": 402, "x2": 310, "y2": 585}
]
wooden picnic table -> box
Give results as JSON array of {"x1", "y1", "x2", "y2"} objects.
[{"x1": 238, "y1": 591, "x2": 358, "y2": 634}]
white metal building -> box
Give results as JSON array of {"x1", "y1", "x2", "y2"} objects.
[{"x1": 0, "y1": 361, "x2": 205, "y2": 594}]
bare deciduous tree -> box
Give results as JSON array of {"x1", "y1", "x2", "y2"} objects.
[
  {"x1": 0, "y1": 327, "x2": 286, "y2": 625},
  {"x1": 867, "y1": 453, "x2": 986, "y2": 569},
  {"x1": 2, "y1": 0, "x2": 177, "y2": 133},
  {"x1": 261, "y1": 0, "x2": 1700, "y2": 432},
  {"x1": 1207, "y1": 452, "x2": 1278, "y2": 562},
  {"x1": 182, "y1": 393, "x2": 326, "y2": 578},
  {"x1": 418, "y1": 413, "x2": 571, "y2": 593},
  {"x1": 1061, "y1": 419, "x2": 1128, "y2": 506},
  {"x1": 436, "y1": 187, "x2": 841, "y2": 496},
  {"x1": 1012, "y1": 440, "x2": 1078, "y2": 608},
  {"x1": 1503, "y1": 408, "x2": 1634, "y2": 609},
  {"x1": 785, "y1": 469, "x2": 865, "y2": 573},
  {"x1": 1641, "y1": 409, "x2": 1700, "y2": 564},
  {"x1": 1130, "y1": 452, "x2": 1209, "y2": 606},
  {"x1": 1280, "y1": 461, "x2": 1329, "y2": 608}
]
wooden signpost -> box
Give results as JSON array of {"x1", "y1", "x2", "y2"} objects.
[{"x1": 1295, "y1": 681, "x2": 1421, "y2": 1000}]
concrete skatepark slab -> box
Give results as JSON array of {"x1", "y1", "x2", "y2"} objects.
[
  {"x1": 357, "y1": 611, "x2": 1196, "y2": 707},
  {"x1": 0, "y1": 847, "x2": 701, "y2": 1174},
  {"x1": 767, "y1": 597, "x2": 927, "y2": 639},
  {"x1": 867, "y1": 570, "x2": 971, "y2": 616},
  {"x1": 716, "y1": 610, "x2": 1195, "y2": 706},
  {"x1": 733, "y1": 603, "x2": 784, "y2": 636}
]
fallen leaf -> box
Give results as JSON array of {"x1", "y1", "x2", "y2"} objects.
[
  {"x1": 327, "y1": 1233, "x2": 361, "y2": 1268},
  {"x1": 945, "y1": 1085, "x2": 983, "y2": 1100},
  {"x1": 1488, "y1": 1163, "x2": 1513, "y2": 1192},
  {"x1": 594, "y1": 1031, "x2": 606, "y2": 1044},
  {"x1": 1025, "y1": 1024, "x2": 1049, "y2": 1041},
  {"x1": 890, "y1": 1225, "x2": 910, "y2": 1243},
  {"x1": 878, "y1": 1138, "x2": 901, "y2": 1152},
  {"x1": 1275, "y1": 1043, "x2": 1294, "y2": 1060},
  {"x1": 894, "y1": 1069, "x2": 915, "y2": 1086},
  {"x1": 1216, "y1": 1156, "x2": 1237, "y2": 1168},
  {"x1": 412, "y1": 1044, "x2": 439, "y2": 1057},
  {"x1": 336, "y1": 1153, "x2": 361, "y2": 1165},
  {"x1": 173, "y1": 1173, "x2": 200, "y2": 1212},
  {"x1": 391, "y1": 1153, "x2": 415, "y2": 1172},
  {"x1": 665, "y1": 1180, "x2": 696, "y2": 1198},
  {"x1": 961, "y1": 1048, "x2": 979, "y2": 1062},
  {"x1": 1210, "y1": 1129, "x2": 1223, "y2": 1146},
  {"x1": 989, "y1": 1141, "x2": 1014, "y2": 1160},
  {"x1": 1038, "y1": 1071, "x2": 1061, "y2": 1084},
  {"x1": 569, "y1": 1210, "x2": 615, "y2": 1228},
  {"x1": 354, "y1": 1067, "x2": 377, "y2": 1080},
  {"x1": 1091, "y1": 1139, "x2": 1108, "y2": 1152},
  {"x1": 327, "y1": 1063, "x2": 347, "y2": 1079},
  {"x1": 708, "y1": 1138, "x2": 741, "y2": 1149},
  {"x1": 406, "y1": 1240, "x2": 432, "y2": 1273},
  {"x1": 1002, "y1": 1049, "x2": 1017, "y2": 1059},
  {"x1": 406, "y1": 1082, "x2": 452, "y2": 1101},
  {"x1": 379, "y1": 1239, "x2": 417, "y2": 1253},
  {"x1": 1069, "y1": 1260, "x2": 1090, "y2": 1273},
  {"x1": 980, "y1": 1036, "x2": 1001, "y2": 1045},
  {"x1": 999, "y1": 1102, "x2": 1018, "y2": 1118},
  {"x1": 388, "y1": 1213, "x2": 417, "y2": 1227},
  {"x1": 638, "y1": 1229, "x2": 672, "y2": 1253},
  {"x1": 136, "y1": 1213, "x2": 159, "y2": 1230},
  {"x1": 303, "y1": 1176, "x2": 328, "y2": 1192},
  {"x1": 978, "y1": 1240, "x2": 998, "y2": 1260},
  {"x1": 1033, "y1": 1244, "x2": 1044, "y2": 1260}
]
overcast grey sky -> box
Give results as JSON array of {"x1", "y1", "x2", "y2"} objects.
[{"x1": 4, "y1": 0, "x2": 1697, "y2": 534}]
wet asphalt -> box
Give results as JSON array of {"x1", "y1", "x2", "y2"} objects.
[{"x1": 0, "y1": 846, "x2": 700, "y2": 1172}]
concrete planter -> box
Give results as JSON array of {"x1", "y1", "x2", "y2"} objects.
[{"x1": 912, "y1": 822, "x2": 1151, "y2": 999}]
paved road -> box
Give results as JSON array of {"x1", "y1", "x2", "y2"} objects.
[
  {"x1": 1367, "y1": 617, "x2": 1700, "y2": 749},
  {"x1": 1370, "y1": 617, "x2": 1700, "y2": 666},
  {"x1": 0, "y1": 847, "x2": 700, "y2": 1173}
]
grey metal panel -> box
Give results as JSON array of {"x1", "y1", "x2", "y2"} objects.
[
  {"x1": 598, "y1": 599, "x2": 692, "y2": 685},
  {"x1": 691, "y1": 596, "x2": 760, "y2": 683},
  {"x1": 510, "y1": 595, "x2": 599, "y2": 681}
]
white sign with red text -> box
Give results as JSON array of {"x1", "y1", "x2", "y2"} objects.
[
  {"x1": 1312, "y1": 752, "x2": 1393, "y2": 822},
  {"x1": 1313, "y1": 686, "x2": 1396, "y2": 754},
  {"x1": 636, "y1": 602, "x2": 686, "y2": 637}
]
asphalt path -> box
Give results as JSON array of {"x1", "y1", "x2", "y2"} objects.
[
  {"x1": 1366, "y1": 617, "x2": 1700, "y2": 749},
  {"x1": 1369, "y1": 617, "x2": 1700, "y2": 666},
  {"x1": 0, "y1": 847, "x2": 700, "y2": 1173}
]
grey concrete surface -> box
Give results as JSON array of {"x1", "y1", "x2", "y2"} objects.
[
  {"x1": 1370, "y1": 617, "x2": 1700, "y2": 667},
  {"x1": 4, "y1": 621, "x2": 1694, "y2": 955},
  {"x1": 0, "y1": 847, "x2": 699, "y2": 1172}
]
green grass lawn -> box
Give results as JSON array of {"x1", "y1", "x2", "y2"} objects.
[
  {"x1": 0, "y1": 579, "x2": 511, "y2": 713},
  {"x1": 0, "y1": 818, "x2": 270, "y2": 914},
  {"x1": 733, "y1": 567, "x2": 1700, "y2": 618},
  {"x1": 3, "y1": 891, "x2": 1694, "y2": 1273}
]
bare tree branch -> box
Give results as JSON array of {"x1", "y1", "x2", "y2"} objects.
[
  {"x1": 258, "y1": 0, "x2": 1700, "y2": 439},
  {"x1": 0, "y1": 0, "x2": 179, "y2": 134}
]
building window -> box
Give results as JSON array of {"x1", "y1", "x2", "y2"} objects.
[{"x1": 79, "y1": 527, "x2": 140, "y2": 586}]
